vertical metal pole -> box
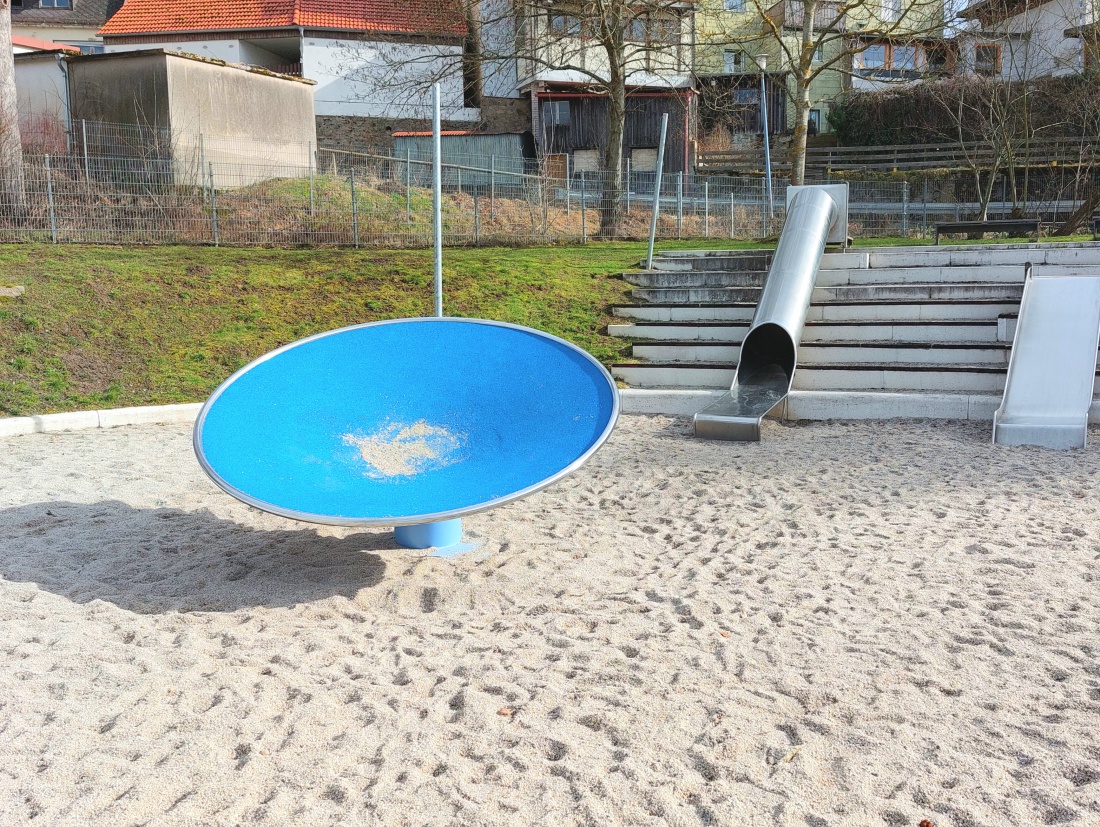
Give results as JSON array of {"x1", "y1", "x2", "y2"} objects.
[
  {"x1": 490, "y1": 155, "x2": 496, "y2": 220},
  {"x1": 760, "y1": 71, "x2": 774, "y2": 217},
  {"x1": 922, "y1": 178, "x2": 929, "y2": 237},
  {"x1": 704, "y1": 179, "x2": 710, "y2": 237},
  {"x1": 626, "y1": 158, "x2": 632, "y2": 213},
  {"x1": 199, "y1": 132, "x2": 206, "y2": 204},
  {"x1": 731, "y1": 191, "x2": 736, "y2": 238},
  {"x1": 406, "y1": 148, "x2": 412, "y2": 224},
  {"x1": 351, "y1": 167, "x2": 359, "y2": 248},
  {"x1": 565, "y1": 154, "x2": 571, "y2": 215},
  {"x1": 474, "y1": 192, "x2": 480, "y2": 245},
  {"x1": 45, "y1": 155, "x2": 57, "y2": 244},
  {"x1": 432, "y1": 84, "x2": 444, "y2": 318},
  {"x1": 580, "y1": 169, "x2": 587, "y2": 243},
  {"x1": 762, "y1": 176, "x2": 769, "y2": 238},
  {"x1": 308, "y1": 141, "x2": 315, "y2": 218},
  {"x1": 902, "y1": 181, "x2": 910, "y2": 236},
  {"x1": 646, "y1": 113, "x2": 670, "y2": 270},
  {"x1": 209, "y1": 162, "x2": 219, "y2": 247},
  {"x1": 676, "y1": 171, "x2": 683, "y2": 239},
  {"x1": 81, "y1": 119, "x2": 90, "y2": 183}
]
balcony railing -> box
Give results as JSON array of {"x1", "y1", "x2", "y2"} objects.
[{"x1": 764, "y1": 0, "x2": 846, "y2": 31}]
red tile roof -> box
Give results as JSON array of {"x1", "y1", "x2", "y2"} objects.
[
  {"x1": 98, "y1": 0, "x2": 466, "y2": 38},
  {"x1": 12, "y1": 35, "x2": 82, "y2": 53}
]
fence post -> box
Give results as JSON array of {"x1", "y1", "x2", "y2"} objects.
[
  {"x1": 731, "y1": 191, "x2": 736, "y2": 238},
  {"x1": 45, "y1": 155, "x2": 57, "y2": 244},
  {"x1": 351, "y1": 166, "x2": 359, "y2": 248},
  {"x1": 490, "y1": 155, "x2": 496, "y2": 220},
  {"x1": 676, "y1": 171, "x2": 683, "y2": 239},
  {"x1": 81, "y1": 119, "x2": 90, "y2": 184},
  {"x1": 209, "y1": 162, "x2": 219, "y2": 247},
  {"x1": 704, "y1": 179, "x2": 709, "y2": 237},
  {"x1": 902, "y1": 181, "x2": 910, "y2": 236},
  {"x1": 308, "y1": 141, "x2": 315, "y2": 218},
  {"x1": 580, "y1": 169, "x2": 587, "y2": 243},
  {"x1": 405, "y1": 148, "x2": 412, "y2": 224},
  {"x1": 474, "y1": 192, "x2": 480, "y2": 245},
  {"x1": 198, "y1": 132, "x2": 206, "y2": 204},
  {"x1": 626, "y1": 158, "x2": 631, "y2": 213},
  {"x1": 922, "y1": 178, "x2": 929, "y2": 237},
  {"x1": 565, "y1": 154, "x2": 571, "y2": 215}
]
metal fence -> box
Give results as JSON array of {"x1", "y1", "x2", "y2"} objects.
[{"x1": 2, "y1": 119, "x2": 1094, "y2": 247}]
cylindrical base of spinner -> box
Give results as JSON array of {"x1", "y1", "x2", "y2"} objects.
[{"x1": 394, "y1": 518, "x2": 463, "y2": 549}]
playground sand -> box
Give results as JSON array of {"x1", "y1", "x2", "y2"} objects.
[{"x1": 1, "y1": 415, "x2": 1098, "y2": 826}]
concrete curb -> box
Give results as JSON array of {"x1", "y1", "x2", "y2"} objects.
[
  {"x1": 2, "y1": 393, "x2": 1096, "y2": 439},
  {"x1": 0, "y1": 403, "x2": 202, "y2": 438}
]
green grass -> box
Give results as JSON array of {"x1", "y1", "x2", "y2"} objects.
[{"x1": 1, "y1": 234, "x2": 1093, "y2": 416}]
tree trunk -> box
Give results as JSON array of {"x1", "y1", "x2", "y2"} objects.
[
  {"x1": 0, "y1": 0, "x2": 26, "y2": 221},
  {"x1": 789, "y1": 74, "x2": 811, "y2": 186},
  {"x1": 598, "y1": 68, "x2": 627, "y2": 237},
  {"x1": 1053, "y1": 185, "x2": 1100, "y2": 236}
]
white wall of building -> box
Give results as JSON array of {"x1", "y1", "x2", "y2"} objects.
[
  {"x1": 957, "y1": 0, "x2": 1095, "y2": 79},
  {"x1": 303, "y1": 37, "x2": 479, "y2": 121},
  {"x1": 13, "y1": 53, "x2": 70, "y2": 134},
  {"x1": 106, "y1": 39, "x2": 245, "y2": 65}
]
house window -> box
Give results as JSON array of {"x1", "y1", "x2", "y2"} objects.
[
  {"x1": 648, "y1": 14, "x2": 680, "y2": 46},
  {"x1": 926, "y1": 43, "x2": 952, "y2": 73},
  {"x1": 808, "y1": 109, "x2": 821, "y2": 134},
  {"x1": 860, "y1": 44, "x2": 887, "y2": 69},
  {"x1": 892, "y1": 44, "x2": 918, "y2": 69},
  {"x1": 724, "y1": 0, "x2": 746, "y2": 10},
  {"x1": 549, "y1": 14, "x2": 581, "y2": 36},
  {"x1": 813, "y1": 44, "x2": 824, "y2": 63},
  {"x1": 975, "y1": 43, "x2": 1001, "y2": 74},
  {"x1": 626, "y1": 16, "x2": 646, "y2": 41},
  {"x1": 548, "y1": 100, "x2": 571, "y2": 126},
  {"x1": 723, "y1": 50, "x2": 744, "y2": 72},
  {"x1": 40, "y1": 0, "x2": 72, "y2": 7}
]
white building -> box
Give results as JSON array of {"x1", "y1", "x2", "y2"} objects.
[{"x1": 955, "y1": 0, "x2": 1096, "y2": 79}]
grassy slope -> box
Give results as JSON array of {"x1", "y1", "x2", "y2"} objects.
[
  {"x1": 1, "y1": 235, "x2": 1091, "y2": 416},
  {"x1": 0, "y1": 241, "x2": 763, "y2": 416}
]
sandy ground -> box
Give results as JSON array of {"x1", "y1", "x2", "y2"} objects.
[{"x1": 1, "y1": 415, "x2": 1099, "y2": 827}]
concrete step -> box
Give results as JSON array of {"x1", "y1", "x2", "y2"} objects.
[
  {"x1": 630, "y1": 340, "x2": 1013, "y2": 366},
  {"x1": 631, "y1": 283, "x2": 1025, "y2": 305},
  {"x1": 611, "y1": 361, "x2": 1016, "y2": 393},
  {"x1": 652, "y1": 250, "x2": 868, "y2": 271},
  {"x1": 864, "y1": 242, "x2": 1100, "y2": 270},
  {"x1": 612, "y1": 304, "x2": 758, "y2": 322},
  {"x1": 612, "y1": 300, "x2": 1019, "y2": 323},
  {"x1": 609, "y1": 320, "x2": 1001, "y2": 343},
  {"x1": 624, "y1": 271, "x2": 767, "y2": 288}
]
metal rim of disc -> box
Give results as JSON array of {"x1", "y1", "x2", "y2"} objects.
[{"x1": 192, "y1": 317, "x2": 621, "y2": 527}]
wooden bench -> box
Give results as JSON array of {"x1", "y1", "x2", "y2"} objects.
[
  {"x1": 1091, "y1": 216, "x2": 1100, "y2": 240},
  {"x1": 934, "y1": 219, "x2": 1041, "y2": 245}
]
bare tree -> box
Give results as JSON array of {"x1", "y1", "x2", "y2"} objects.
[
  {"x1": 1, "y1": 0, "x2": 25, "y2": 219},
  {"x1": 697, "y1": 0, "x2": 947, "y2": 184},
  {"x1": 335, "y1": 0, "x2": 692, "y2": 235}
]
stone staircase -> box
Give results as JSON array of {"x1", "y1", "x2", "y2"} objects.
[{"x1": 610, "y1": 242, "x2": 1100, "y2": 418}]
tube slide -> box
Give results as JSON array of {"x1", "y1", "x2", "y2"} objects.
[{"x1": 694, "y1": 184, "x2": 847, "y2": 441}]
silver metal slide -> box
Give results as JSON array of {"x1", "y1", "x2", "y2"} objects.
[
  {"x1": 992, "y1": 265, "x2": 1100, "y2": 450},
  {"x1": 694, "y1": 184, "x2": 848, "y2": 441}
]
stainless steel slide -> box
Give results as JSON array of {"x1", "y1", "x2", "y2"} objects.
[
  {"x1": 694, "y1": 184, "x2": 848, "y2": 441},
  {"x1": 992, "y1": 265, "x2": 1100, "y2": 450}
]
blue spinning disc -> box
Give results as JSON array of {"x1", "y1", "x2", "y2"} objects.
[{"x1": 193, "y1": 318, "x2": 619, "y2": 526}]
